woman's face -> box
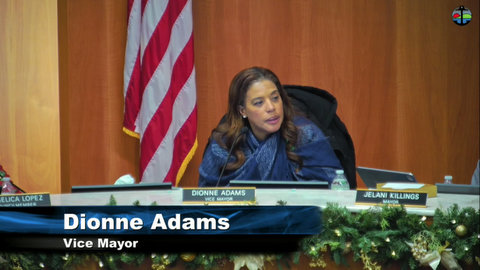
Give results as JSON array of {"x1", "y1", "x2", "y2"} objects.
[{"x1": 239, "y1": 79, "x2": 284, "y2": 141}]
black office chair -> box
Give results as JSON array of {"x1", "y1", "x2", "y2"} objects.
[{"x1": 284, "y1": 85, "x2": 357, "y2": 189}]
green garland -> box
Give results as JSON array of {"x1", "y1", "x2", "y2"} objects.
[
  {"x1": 303, "y1": 203, "x2": 479, "y2": 269},
  {"x1": 1, "y1": 199, "x2": 479, "y2": 270}
]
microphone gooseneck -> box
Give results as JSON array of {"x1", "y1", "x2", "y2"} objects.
[{"x1": 215, "y1": 127, "x2": 248, "y2": 187}]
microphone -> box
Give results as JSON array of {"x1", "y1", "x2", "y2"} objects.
[{"x1": 215, "y1": 126, "x2": 248, "y2": 187}]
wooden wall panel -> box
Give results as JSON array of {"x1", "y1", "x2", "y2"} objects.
[
  {"x1": 2, "y1": 0, "x2": 476, "y2": 193},
  {"x1": 58, "y1": 0, "x2": 139, "y2": 190},
  {"x1": 183, "y1": 0, "x2": 479, "y2": 187},
  {"x1": 0, "y1": 0, "x2": 61, "y2": 193},
  {"x1": 347, "y1": 0, "x2": 398, "y2": 172},
  {"x1": 394, "y1": 1, "x2": 480, "y2": 183}
]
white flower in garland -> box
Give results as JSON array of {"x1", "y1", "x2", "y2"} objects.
[{"x1": 233, "y1": 254, "x2": 265, "y2": 270}]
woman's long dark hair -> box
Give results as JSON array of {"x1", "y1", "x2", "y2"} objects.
[{"x1": 212, "y1": 67, "x2": 301, "y2": 171}]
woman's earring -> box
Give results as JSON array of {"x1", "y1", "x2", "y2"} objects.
[{"x1": 242, "y1": 115, "x2": 247, "y2": 119}]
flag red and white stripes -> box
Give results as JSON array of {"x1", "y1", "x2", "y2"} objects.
[{"x1": 123, "y1": 0, "x2": 197, "y2": 186}]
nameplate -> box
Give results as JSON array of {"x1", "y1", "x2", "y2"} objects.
[
  {"x1": 355, "y1": 189, "x2": 427, "y2": 207},
  {"x1": 0, "y1": 193, "x2": 51, "y2": 207},
  {"x1": 182, "y1": 188, "x2": 256, "y2": 204}
]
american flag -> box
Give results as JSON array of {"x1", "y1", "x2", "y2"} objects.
[{"x1": 123, "y1": 0, "x2": 197, "y2": 186}]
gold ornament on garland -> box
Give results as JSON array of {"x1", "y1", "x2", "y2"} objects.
[
  {"x1": 455, "y1": 224, "x2": 467, "y2": 237},
  {"x1": 180, "y1": 253, "x2": 196, "y2": 262},
  {"x1": 407, "y1": 231, "x2": 441, "y2": 269},
  {"x1": 152, "y1": 254, "x2": 172, "y2": 270},
  {"x1": 343, "y1": 241, "x2": 352, "y2": 254},
  {"x1": 407, "y1": 231, "x2": 462, "y2": 270},
  {"x1": 360, "y1": 250, "x2": 381, "y2": 270},
  {"x1": 308, "y1": 255, "x2": 327, "y2": 268},
  {"x1": 152, "y1": 264, "x2": 166, "y2": 270}
]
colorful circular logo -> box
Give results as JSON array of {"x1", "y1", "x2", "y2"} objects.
[{"x1": 452, "y1": 6, "x2": 472, "y2": 26}]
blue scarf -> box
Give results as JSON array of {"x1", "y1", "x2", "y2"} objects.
[{"x1": 199, "y1": 117, "x2": 342, "y2": 186}]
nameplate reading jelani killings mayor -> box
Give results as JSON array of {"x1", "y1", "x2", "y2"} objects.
[
  {"x1": 355, "y1": 189, "x2": 427, "y2": 207},
  {"x1": 0, "y1": 193, "x2": 51, "y2": 207},
  {"x1": 182, "y1": 188, "x2": 255, "y2": 204}
]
